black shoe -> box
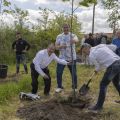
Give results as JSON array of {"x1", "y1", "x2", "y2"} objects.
[
  {"x1": 115, "y1": 100, "x2": 120, "y2": 104},
  {"x1": 44, "y1": 93, "x2": 50, "y2": 96},
  {"x1": 88, "y1": 105, "x2": 102, "y2": 111}
]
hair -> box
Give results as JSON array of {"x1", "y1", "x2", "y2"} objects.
[
  {"x1": 48, "y1": 43, "x2": 55, "y2": 48},
  {"x1": 62, "y1": 23, "x2": 70, "y2": 28},
  {"x1": 81, "y1": 43, "x2": 91, "y2": 51},
  {"x1": 16, "y1": 32, "x2": 21, "y2": 35}
]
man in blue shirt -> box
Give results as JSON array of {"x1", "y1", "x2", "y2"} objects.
[{"x1": 112, "y1": 30, "x2": 120, "y2": 48}]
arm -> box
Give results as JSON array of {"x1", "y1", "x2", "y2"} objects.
[
  {"x1": 55, "y1": 35, "x2": 66, "y2": 50},
  {"x1": 33, "y1": 53, "x2": 46, "y2": 77},
  {"x1": 25, "y1": 41, "x2": 30, "y2": 51},
  {"x1": 34, "y1": 64, "x2": 47, "y2": 77},
  {"x1": 53, "y1": 54, "x2": 68, "y2": 65},
  {"x1": 89, "y1": 54, "x2": 101, "y2": 72},
  {"x1": 70, "y1": 34, "x2": 79, "y2": 44},
  {"x1": 12, "y1": 41, "x2": 16, "y2": 50}
]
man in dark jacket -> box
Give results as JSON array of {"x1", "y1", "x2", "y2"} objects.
[
  {"x1": 84, "y1": 33, "x2": 95, "y2": 47},
  {"x1": 12, "y1": 32, "x2": 30, "y2": 74}
]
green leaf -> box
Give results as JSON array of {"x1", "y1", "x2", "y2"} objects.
[{"x1": 3, "y1": 0, "x2": 11, "y2": 7}]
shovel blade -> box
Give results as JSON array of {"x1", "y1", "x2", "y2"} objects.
[{"x1": 79, "y1": 84, "x2": 90, "y2": 95}]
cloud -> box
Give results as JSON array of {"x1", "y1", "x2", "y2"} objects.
[
  {"x1": 6, "y1": 0, "x2": 113, "y2": 33},
  {"x1": 76, "y1": 4, "x2": 112, "y2": 33},
  {"x1": 14, "y1": 0, "x2": 29, "y2": 3}
]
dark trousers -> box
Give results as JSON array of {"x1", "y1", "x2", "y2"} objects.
[
  {"x1": 30, "y1": 63, "x2": 51, "y2": 95},
  {"x1": 16, "y1": 54, "x2": 28, "y2": 73},
  {"x1": 56, "y1": 60, "x2": 77, "y2": 89},
  {"x1": 96, "y1": 60, "x2": 120, "y2": 108}
]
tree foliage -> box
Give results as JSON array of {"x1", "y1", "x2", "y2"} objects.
[{"x1": 102, "y1": 0, "x2": 120, "y2": 33}]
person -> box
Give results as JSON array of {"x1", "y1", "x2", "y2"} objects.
[
  {"x1": 12, "y1": 32, "x2": 30, "y2": 74},
  {"x1": 84, "y1": 33, "x2": 95, "y2": 47},
  {"x1": 112, "y1": 30, "x2": 120, "y2": 48},
  {"x1": 55, "y1": 23, "x2": 79, "y2": 93},
  {"x1": 30, "y1": 43, "x2": 69, "y2": 96},
  {"x1": 81, "y1": 43, "x2": 120, "y2": 111}
]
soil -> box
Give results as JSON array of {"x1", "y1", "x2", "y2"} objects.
[{"x1": 17, "y1": 93, "x2": 104, "y2": 120}]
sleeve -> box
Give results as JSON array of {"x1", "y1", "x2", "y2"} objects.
[
  {"x1": 112, "y1": 39, "x2": 115, "y2": 45},
  {"x1": 12, "y1": 41, "x2": 16, "y2": 49},
  {"x1": 72, "y1": 34, "x2": 79, "y2": 42},
  {"x1": 25, "y1": 40, "x2": 30, "y2": 50},
  {"x1": 55, "y1": 35, "x2": 61, "y2": 45},
  {"x1": 34, "y1": 53, "x2": 46, "y2": 77},
  {"x1": 53, "y1": 54, "x2": 68, "y2": 65},
  {"x1": 89, "y1": 53, "x2": 101, "y2": 72}
]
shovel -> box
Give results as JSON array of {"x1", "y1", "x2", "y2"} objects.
[{"x1": 79, "y1": 72, "x2": 95, "y2": 95}]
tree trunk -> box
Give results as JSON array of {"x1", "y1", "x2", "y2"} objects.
[{"x1": 92, "y1": 3, "x2": 96, "y2": 34}]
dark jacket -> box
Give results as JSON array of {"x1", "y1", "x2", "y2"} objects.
[
  {"x1": 12, "y1": 38, "x2": 30, "y2": 55},
  {"x1": 85, "y1": 38, "x2": 95, "y2": 47}
]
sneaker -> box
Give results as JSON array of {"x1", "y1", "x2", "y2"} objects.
[
  {"x1": 55, "y1": 88, "x2": 63, "y2": 93},
  {"x1": 72, "y1": 89, "x2": 78, "y2": 92},
  {"x1": 88, "y1": 105, "x2": 102, "y2": 111}
]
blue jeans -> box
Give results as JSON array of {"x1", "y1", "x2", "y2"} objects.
[
  {"x1": 96, "y1": 60, "x2": 120, "y2": 108},
  {"x1": 16, "y1": 54, "x2": 27, "y2": 73},
  {"x1": 56, "y1": 60, "x2": 77, "y2": 89}
]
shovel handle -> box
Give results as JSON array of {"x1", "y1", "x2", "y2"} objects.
[{"x1": 86, "y1": 72, "x2": 95, "y2": 86}]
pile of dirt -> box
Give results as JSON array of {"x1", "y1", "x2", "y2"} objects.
[{"x1": 17, "y1": 94, "x2": 103, "y2": 120}]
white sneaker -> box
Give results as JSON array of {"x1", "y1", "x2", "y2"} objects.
[
  {"x1": 72, "y1": 89, "x2": 78, "y2": 92},
  {"x1": 55, "y1": 88, "x2": 63, "y2": 93}
]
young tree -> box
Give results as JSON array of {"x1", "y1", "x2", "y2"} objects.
[
  {"x1": 63, "y1": 0, "x2": 97, "y2": 34},
  {"x1": 12, "y1": 5, "x2": 29, "y2": 31},
  {"x1": 102, "y1": 0, "x2": 120, "y2": 35}
]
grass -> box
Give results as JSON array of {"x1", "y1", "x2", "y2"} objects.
[{"x1": 0, "y1": 62, "x2": 120, "y2": 120}]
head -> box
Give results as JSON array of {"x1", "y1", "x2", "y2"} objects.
[
  {"x1": 16, "y1": 32, "x2": 22, "y2": 40},
  {"x1": 47, "y1": 43, "x2": 55, "y2": 55},
  {"x1": 89, "y1": 33, "x2": 93, "y2": 39},
  {"x1": 81, "y1": 43, "x2": 91, "y2": 55},
  {"x1": 62, "y1": 24, "x2": 70, "y2": 35},
  {"x1": 116, "y1": 30, "x2": 120, "y2": 39}
]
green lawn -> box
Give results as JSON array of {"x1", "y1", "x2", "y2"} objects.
[{"x1": 0, "y1": 63, "x2": 120, "y2": 120}]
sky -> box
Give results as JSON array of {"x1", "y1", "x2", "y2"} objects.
[{"x1": 3, "y1": 0, "x2": 113, "y2": 33}]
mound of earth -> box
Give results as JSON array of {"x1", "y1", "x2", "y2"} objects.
[{"x1": 17, "y1": 94, "x2": 104, "y2": 120}]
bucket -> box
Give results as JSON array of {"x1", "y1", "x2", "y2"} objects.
[{"x1": 0, "y1": 64, "x2": 8, "y2": 78}]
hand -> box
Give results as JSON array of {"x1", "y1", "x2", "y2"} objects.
[
  {"x1": 70, "y1": 39, "x2": 76, "y2": 44},
  {"x1": 60, "y1": 44, "x2": 67, "y2": 49},
  {"x1": 22, "y1": 50, "x2": 26, "y2": 53},
  {"x1": 94, "y1": 70, "x2": 98, "y2": 74},
  {"x1": 43, "y1": 74, "x2": 49, "y2": 79},
  {"x1": 67, "y1": 61, "x2": 72, "y2": 65}
]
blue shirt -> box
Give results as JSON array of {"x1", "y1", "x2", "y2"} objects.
[{"x1": 112, "y1": 38, "x2": 120, "y2": 48}]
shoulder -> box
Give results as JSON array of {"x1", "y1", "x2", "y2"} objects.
[
  {"x1": 56, "y1": 33, "x2": 63, "y2": 38},
  {"x1": 37, "y1": 49, "x2": 46, "y2": 55}
]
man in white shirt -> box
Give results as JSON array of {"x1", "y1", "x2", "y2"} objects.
[
  {"x1": 31, "y1": 43, "x2": 69, "y2": 96},
  {"x1": 55, "y1": 23, "x2": 79, "y2": 92},
  {"x1": 81, "y1": 43, "x2": 120, "y2": 111}
]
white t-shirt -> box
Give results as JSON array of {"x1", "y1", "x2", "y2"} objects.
[{"x1": 56, "y1": 32, "x2": 78, "y2": 61}]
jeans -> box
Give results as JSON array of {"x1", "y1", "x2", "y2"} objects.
[
  {"x1": 30, "y1": 63, "x2": 51, "y2": 95},
  {"x1": 96, "y1": 60, "x2": 120, "y2": 108},
  {"x1": 16, "y1": 54, "x2": 28, "y2": 73},
  {"x1": 56, "y1": 60, "x2": 77, "y2": 89}
]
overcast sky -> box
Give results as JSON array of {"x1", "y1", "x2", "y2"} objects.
[{"x1": 5, "y1": 0, "x2": 113, "y2": 33}]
